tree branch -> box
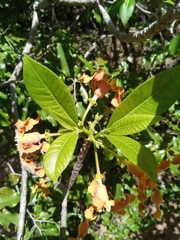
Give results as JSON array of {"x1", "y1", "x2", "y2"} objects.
[
  {"x1": 97, "y1": 0, "x2": 180, "y2": 42},
  {"x1": 14, "y1": 2, "x2": 40, "y2": 239},
  {"x1": 35, "y1": 0, "x2": 180, "y2": 43},
  {"x1": 59, "y1": 140, "x2": 91, "y2": 240}
]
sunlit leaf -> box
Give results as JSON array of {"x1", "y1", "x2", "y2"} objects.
[
  {"x1": 57, "y1": 43, "x2": 73, "y2": 77},
  {"x1": 119, "y1": 0, "x2": 135, "y2": 26},
  {"x1": 78, "y1": 55, "x2": 95, "y2": 75},
  {"x1": 108, "y1": 66, "x2": 180, "y2": 127},
  {"x1": 0, "y1": 187, "x2": 20, "y2": 209},
  {"x1": 44, "y1": 132, "x2": 78, "y2": 181},
  {"x1": 105, "y1": 115, "x2": 163, "y2": 135},
  {"x1": 0, "y1": 211, "x2": 19, "y2": 231},
  {"x1": 23, "y1": 54, "x2": 78, "y2": 130},
  {"x1": 169, "y1": 34, "x2": 180, "y2": 56},
  {"x1": 0, "y1": 109, "x2": 11, "y2": 126},
  {"x1": 105, "y1": 135, "x2": 157, "y2": 182}
]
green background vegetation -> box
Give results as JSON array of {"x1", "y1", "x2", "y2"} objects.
[{"x1": 0, "y1": 0, "x2": 180, "y2": 239}]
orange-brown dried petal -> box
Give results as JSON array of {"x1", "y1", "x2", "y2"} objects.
[
  {"x1": 151, "y1": 188, "x2": 162, "y2": 206},
  {"x1": 171, "y1": 154, "x2": 180, "y2": 165},
  {"x1": 158, "y1": 160, "x2": 170, "y2": 172},
  {"x1": 127, "y1": 162, "x2": 145, "y2": 179},
  {"x1": 153, "y1": 205, "x2": 162, "y2": 219}
]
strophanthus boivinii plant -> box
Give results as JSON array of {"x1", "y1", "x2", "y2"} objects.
[{"x1": 15, "y1": 54, "x2": 180, "y2": 239}]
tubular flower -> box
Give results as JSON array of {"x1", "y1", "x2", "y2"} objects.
[
  {"x1": 69, "y1": 175, "x2": 135, "y2": 240},
  {"x1": 14, "y1": 117, "x2": 51, "y2": 177},
  {"x1": 126, "y1": 160, "x2": 171, "y2": 219},
  {"x1": 15, "y1": 117, "x2": 50, "y2": 153},
  {"x1": 79, "y1": 70, "x2": 124, "y2": 108}
]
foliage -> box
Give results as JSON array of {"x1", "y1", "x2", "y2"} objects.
[{"x1": 0, "y1": 0, "x2": 180, "y2": 239}]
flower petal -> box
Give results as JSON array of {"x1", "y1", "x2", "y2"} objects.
[
  {"x1": 151, "y1": 188, "x2": 162, "y2": 206},
  {"x1": 158, "y1": 160, "x2": 170, "y2": 172},
  {"x1": 92, "y1": 196, "x2": 104, "y2": 210},
  {"x1": 68, "y1": 219, "x2": 89, "y2": 240},
  {"x1": 110, "y1": 194, "x2": 135, "y2": 214},
  {"x1": 127, "y1": 162, "x2": 145, "y2": 179},
  {"x1": 84, "y1": 206, "x2": 97, "y2": 220},
  {"x1": 88, "y1": 179, "x2": 99, "y2": 196},
  {"x1": 153, "y1": 205, "x2": 162, "y2": 219},
  {"x1": 94, "y1": 184, "x2": 109, "y2": 203},
  {"x1": 35, "y1": 168, "x2": 45, "y2": 177},
  {"x1": 111, "y1": 87, "x2": 124, "y2": 108},
  {"x1": 15, "y1": 116, "x2": 40, "y2": 134},
  {"x1": 92, "y1": 70, "x2": 105, "y2": 81},
  {"x1": 171, "y1": 154, "x2": 180, "y2": 165},
  {"x1": 78, "y1": 73, "x2": 93, "y2": 83},
  {"x1": 92, "y1": 80, "x2": 111, "y2": 98},
  {"x1": 40, "y1": 141, "x2": 50, "y2": 152}
]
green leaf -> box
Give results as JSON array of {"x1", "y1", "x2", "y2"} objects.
[
  {"x1": 168, "y1": 34, "x2": 180, "y2": 56},
  {"x1": 79, "y1": 84, "x2": 88, "y2": 104},
  {"x1": 44, "y1": 132, "x2": 78, "y2": 181},
  {"x1": 0, "y1": 187, "x2": 20, "y2": 209},
  {"x1": 0, "y1": 109, "x2": 11, "y2": 126},
  {"x1": 78, "y1": 55, "x2": 95, "y2": 75},
  {"x1": 164, "y1": 0, "x2": 174, "y2": 5},
  {"x1": 56, "y1": 43, "x2": 73, "y2": 77},
  {"x1": 92, "y1": 9, "x2": 102, "y2": 24},
  {"x1": 108, "y1": 66, "x2": 180, "y2": 127},
  {"x1": 105, "y1": 135, "x2": 157, "y2": 182},
  {"x1": 76, "y1": 102, "x2": 85, "y2": 118},
  {"x1": 108, "y1": 0, "x2": 124, "y2": 18},
  {"x1": 105, "y1": 115, "x2": 163, "y2": 136},
  {"x1": 23, "y1": 54, "x2": 78, "y2": 130},
  {"x1": 119, "y1": 0, "x2": 135, "y2": 26},
  {"x1": 9, "y1": 173, "x2": 20, "y2": 186},
  {"x1": 0, "y1": 211, "x2": 19, "y2": 231}
]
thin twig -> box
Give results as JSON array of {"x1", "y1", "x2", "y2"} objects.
[
  {"x1": 59, "y1": 140, "x2": 91, "y2": 240},
  {"x1": 15, "y1": 2, "x2": 40, "y2": 239}
]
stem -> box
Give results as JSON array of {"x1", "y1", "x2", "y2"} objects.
[
  {"x1": 17, "y1": 163, "x2": 28, "y2": 240},
  {"x1": 94, "y1": 139, "x2": 126, "y2": 165},
  {"x1": 81, "y1": 102, "x2": 93, "y2": 126},
  {"x1": 81, "y1": 96, "x2": 98, "y2": 126},
  {"x1": 94, "y1": 145, "x2": 101, "y2": 175},
  {"x1": 59, "y1": 140, "x2": 91, "y2": 240}
]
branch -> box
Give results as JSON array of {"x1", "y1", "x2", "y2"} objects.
[
  {"x1": 16, "y1": 165, "x2": 28, "y2": 240},
  {"x1": 97, "y1": 0, "x2": 180, "y2": 42},
  {"x1": 35, "y1": 0, "x2": 97, "y2": 9},
  {"x1": 14, "y1": 2, "x2": 40, "y2": 239},
  {"x1": 33, "y1": 0, "x2": 180, "y2": 43},
  {"x1": 59, "y1": 140, "x2": 91, "y2": 240}
]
